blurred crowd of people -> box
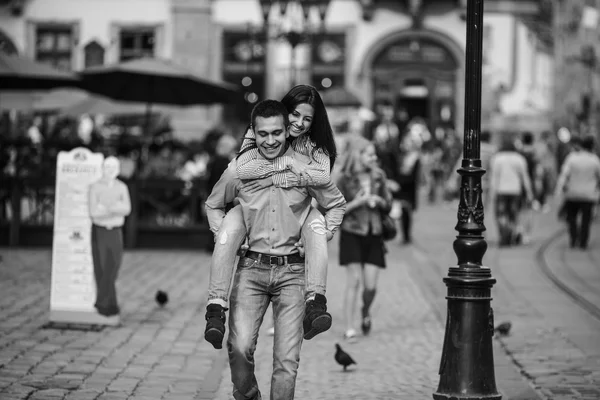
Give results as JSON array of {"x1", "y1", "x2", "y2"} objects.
[
  {"x1": 0, "y1": 112, "x2": 243, "y2": 228},
  {"x1": 0, "y1": 113, "x2": 240, "y2": 187},
  {"x1": 333, "y1": 103, "x2": 599, "y2": 250}
]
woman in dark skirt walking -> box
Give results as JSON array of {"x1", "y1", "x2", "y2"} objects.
[{"x1": 336, "y1": 136, "x2": 393, "y2": 339}]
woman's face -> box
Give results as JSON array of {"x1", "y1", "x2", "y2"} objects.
[
  {"x1": 288, "y1": 103, "x2": 314, "y2": 138},
  {"x1": 360, "y1": 144, "x2": 378, "y2": 170}
]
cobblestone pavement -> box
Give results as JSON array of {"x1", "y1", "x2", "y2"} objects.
[
  {"x1": 0, "y1": 250, "x2": 225, "y2": 400},
  {"x1": 211, "y1": 237, "x2": 444, "y2": 400},
  {"x1": 409, "y1": 201, "x2": 600, "y2": 400},
  {"x1": 1, "y1": 200, "x2": 598, "y2": 399}
]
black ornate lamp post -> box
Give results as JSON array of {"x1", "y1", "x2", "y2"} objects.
[
  {"x1": 433, "y1": 1, "x2": 501, "y2": 399},
  {"x1": 258, "y1": 0, "x2": 330, "y2": 86}
]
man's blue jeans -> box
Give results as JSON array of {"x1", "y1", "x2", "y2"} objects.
[
  {"x1": 208, "y1": 205, "x2": 328, "y2": 306},
  {"x1": 227, "y1": 256, "x2": 305, "y2": 400}
]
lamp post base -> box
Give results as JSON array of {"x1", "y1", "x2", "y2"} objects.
[
  {"x1": 434, "y1": 394, "x2": 502, "y2": 400},
  {"x1": 433, "y1": 267, "x2": 501, "y2": 400}
]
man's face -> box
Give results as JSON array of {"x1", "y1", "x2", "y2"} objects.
[{"x1": 253, "y1": 115, "x2": 289, "y2": 160}]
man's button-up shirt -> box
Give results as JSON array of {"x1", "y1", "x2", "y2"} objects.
[{"x1": 205, "y1": 146, "x2": 346, "y2": 256}]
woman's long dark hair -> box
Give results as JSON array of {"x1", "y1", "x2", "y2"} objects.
[{"x1": 281, "y1": 85, "x2": 337, "y2": 169}]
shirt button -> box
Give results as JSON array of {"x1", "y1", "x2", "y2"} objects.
[
  {"x1": 272, "y1": 228, "x2": 275, "y2": 231},
  {"x1": 272, "y1": 209, "x2": 275, "y2": 212}
]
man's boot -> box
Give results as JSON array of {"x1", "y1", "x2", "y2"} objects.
[
  {"x1": 204, "y1": 304, "x2": 227, "y2": 349},
  {"x1": 303, "y1": 294, "x2": 332, "y2": 340}
]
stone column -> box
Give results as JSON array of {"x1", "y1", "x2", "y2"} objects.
[{"x1": 170, "y1": 0, "x2": 218, "y2": 140}]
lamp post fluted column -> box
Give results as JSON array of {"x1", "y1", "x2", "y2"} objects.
[{"x1": 433, "y1": 0, "x2": 501, "y2": 399}]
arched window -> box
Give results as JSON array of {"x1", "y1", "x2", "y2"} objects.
[
  {"x1": 0, "y1": 29, "x2": 18, "y2": 55},
  {"x1": 84, "y1": 40, "x2": 105, "y2": 68}
]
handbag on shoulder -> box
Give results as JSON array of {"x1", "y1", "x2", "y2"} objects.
[{"x1": 380, "y1": 211, "x2": 397, "y2": 241}]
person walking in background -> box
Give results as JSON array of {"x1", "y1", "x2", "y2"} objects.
[
  {"x1": 489, "y1": 136, "x2": 533, "y2": 247},
  {"x1": 534, "y1": 130, "x2": 557, "y2": 213},
  {"x1": 205, "y1": 100, "x2": 346, "y2": 399},
  {"x1": 88, "y1": 156, "x2": 132, "y2": 318},
  {"x1": 370, "y1": 101, "x2": 401, "y2": 180},
  {"x1": 394, "y1": 133, "x2": 422, "y2": 244},
  {"x1": 203, "y1": 85, "x2": 339, "y2": 350},
  {"x1": 518, "y1": 131, "x2": 539, "y2": 243},
  {"x1": 336, "y1": 136, "x2": 393, "y2": 340},
  {"x1": 555, "y1": 135, "x2": 600, "y2": 249},
  {"x1": 369, "y1": 102, "x2": 403, "y2": 237}
]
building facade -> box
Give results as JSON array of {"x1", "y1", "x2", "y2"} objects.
[
  {"x1": 553, "y1": 0, "x2": 600, "y2": 139},
  {"x1": 0, "y1": 0, "x2": 219, "y2": 140},
  {"x1": 0, "y1": 0, "x2": 553, "y2": 139},
  {"x1": 212, "y1": 0, "x2": 552, "y2": 135}
]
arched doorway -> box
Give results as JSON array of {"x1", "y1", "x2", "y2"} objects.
[{"x1": 360, "y1": 29, "x2": 464, "y2": 132}]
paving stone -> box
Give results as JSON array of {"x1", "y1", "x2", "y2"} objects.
[
  {"x1": 106, "y1": 377, "x2": 139, "y2": 393},
  {"x1": 29, "y1": 388, "x2": 69, "y2": 399},
  {"x1": 4, "y1": 384, "x2": 35, "y2": 396},
  {"x1": 63, "y1": 389, "x2": 102, "y2": 400}
]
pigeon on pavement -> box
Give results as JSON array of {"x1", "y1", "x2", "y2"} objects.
[
  {"x1": 155, "y1": 290, "x2": 168, "y2": 307},
  {"x1": 334, "y1": 343, "x2": 356, "y2": 371},
  {"x1": 494, "y1": 321, "x2": 512, "y2": 336}
]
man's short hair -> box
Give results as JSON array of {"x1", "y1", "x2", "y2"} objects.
[
  {"x1": 251, "y1": 99, "x2": 289, "y2": 129},
  {"x1": 582, "y1": 135, "x2": 596, "y2": 151}
]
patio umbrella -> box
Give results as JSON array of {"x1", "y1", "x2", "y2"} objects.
[
  {"x1": 79, "y1": 57, "x2": 241, "y2": 133},
  {"x1": 321, "y1": 87, "x2": 362, "y2": 107},
  {"x1": 79, "y1": 57, "x2": 240, "y2": 106},
  {"x1": 0, "y1": 53, "x2": 79, "y2": 90}
]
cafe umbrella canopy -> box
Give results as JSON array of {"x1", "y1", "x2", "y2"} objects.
[
  {"x1": 78, "y1": 57, "x2": 241, "y2": 132},
  {"x1": 0, "y1": 53, "x2": 80, "y2": 112},
  {"x1": 0, "y1": 52, "x2": 80, "y2": 91}
]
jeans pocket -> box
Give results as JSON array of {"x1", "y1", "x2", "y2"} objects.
[
  {"x1": 288, "y1": 263, "x2": 305, "y2": 274},
  {"x1": 238, "y1": 257, "x2": 257, "y2": 269}
]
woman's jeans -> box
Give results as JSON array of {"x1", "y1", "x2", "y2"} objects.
[
  {"x1": 207, "y1": 205, "x2": 328, "y2": 305},
  {"x1": 227, "y1": 256, "x2": 305, "y2": 400}
]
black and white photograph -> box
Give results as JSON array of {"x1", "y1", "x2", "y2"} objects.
[{"x1": 1, "y1": 1, "x2": 599, "y2": 399}]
